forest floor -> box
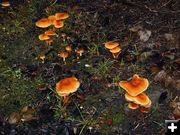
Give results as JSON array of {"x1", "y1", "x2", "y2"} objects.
[{"x1": 0, "y1": 0, "x2": 180, "y2": 134}]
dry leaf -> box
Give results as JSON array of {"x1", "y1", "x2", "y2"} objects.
[
  {"x1": 138, "y1": 30, "x2": 151, "y2": 42},
  {"x1": 8, "y1": 112, "x2": 21, "y2": 124}
]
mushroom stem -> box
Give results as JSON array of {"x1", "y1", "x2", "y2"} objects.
[
  {"x1": 63, "y1": 57, "x2": 66, "y2": 62},
  {"x1": 63, "y1": 95, "x2": 70, "y2": 105},
  {"x1": 80, "y1": 53, "x2": 82, "y2": 56}
]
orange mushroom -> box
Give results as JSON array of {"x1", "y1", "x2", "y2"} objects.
[
  {"x1": 35, "y1": 18, "x2": 51, "y2": 28},
  {"x1": 39, "y1": 34, "x2": 50, "y2": 40},
  {"x1": 58, "y1": 51, "x2": 69, "y2": 61},
  {"x1": 48, "y1": 15, "x2": 56, "y2": 24},
  {"x1": 76, "y1": 48, "x2": 84, "y2": 56},
  {"x1": 44, "y1": 30, "x2": 56, "y2": 36},
  {"x1": 53, "y1": 20, "x2": 64, "y2": 28},
  {"x1": 45, "y1": 38, "x2": 53, "y2": 45},
  {"x1": 128, "y1": 102, "x2": 139, "y2": 110},
  {"x1": 133, "y1": 93, "x2": 150, "y2": 106},
  {"x1": 109, "y1": 46, "x2": 121, "y2": 54},
  {"x1": 119, "y1": 74, "x2": 149, "y2": 96},
  {"x1": 1, "y1": 1, "x2": 10, "y2": 7},
  {"x1": 104, "y1": 41, "x2": 119, "y2": 49},
  {"x1": 55, "y1": 12, "x2": 69, "y2": 20},
  {"x1": 125, "y1": 93, "x2": 134, "y2": 102},
  {"x1": 65, "y1": 45, "x2": 72, "y2": 52},
  {"x1": 139, "y1": 106, "x2": 149, "y2": 113},
  {"x1": 56, "y1": 77, "x2": 80, "y2": 97}
]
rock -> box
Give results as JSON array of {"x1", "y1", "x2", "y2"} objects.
[
  {"x1": 154, "y1": 70, "x2": 167, "y2": 82},
  {"x1": 129, "y1": 25, "x2": 143, "y2": 32},
  {"x1": 164, "y1": 33, "x2": 174, "y2": 41},
  {"x1": 138, "y1": 30, "x2": 151, "y2": 42}
]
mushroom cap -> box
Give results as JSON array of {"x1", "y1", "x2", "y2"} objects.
[
  {"x1": 104, "y1": 41, "x2": 119, "y2": 49},
  {"x1": 128, "y1": 102, "x2": 139, "y2": 110},
  {"x1": 125, "y1": 93, "x2": 134, "y2": 102},
  {"x1": 35, "y1": 18, "x2": 51, "y2": 28},
  {"x1": 139, "y1": 106, "x2": 149, "y2": 113},
  {"x1": 55, "y1": 12, "x2": 69, "y2": 20},
  {"x1": 1, "y1": 1, "x2": 10, "y2": 7},
  {"x1": 39, "y1": 34, "x2": 50, "y2": 40},
  {"x1": 76, "y1": 48, "x2": 84, "y2": 54},
  {"x1": 65, "y1": 46, "x2": 72, "y2": 52},
  {"x1": 133, "y1": 93, "x2": 150, "y2": 106},
  {"x1": 143, "y1": 99, "x2": 152, "y2": 108},
  {"x1": 48, "y1": 15, "x2": 56, "y2": 24},
  {"x1": 44, "y1": 30, "x2": 56, "y2": 36},
  {"x1": 109, "y1": 46, "x2": 121, "y2": 53},
  {"x1": 56, "y1": 77, "x2": 80, "y2": 96},
  {"x1": 119, "y1": 74, "x2": 149, "y2": 96},
  {"x1": 53, "y1": 20, "x2": 64, "y2": 28},
  {"x1": 58, "y1": 51, "x2": 69, "y2": 58}
]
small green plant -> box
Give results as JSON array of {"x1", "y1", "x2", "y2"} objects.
[{"x1": 87, "y1": 59, "x2": 115, "y2": 78}]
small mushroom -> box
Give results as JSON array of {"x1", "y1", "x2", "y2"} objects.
[
  {"x1": 119, "y1": 74, "x2": 149, "y2": 96},
  {"x1": 56, "y1": 77, "x2": 80, "y2": 97},
  {"x1": 76, "y1": 48, "x2": 84, "y2": 56},
  {"x1": 133, "y1": 93, "x2": 150, "y2": 106},
  {"x1": 109, "y1": 46, "x2": 121, "y2": 54},
  {"x1": 39, "y1": 34, "x2": 50, "y2": 40},
  {"x1": 44, "y1": 30, "x2": 56, "y2": 36},
  {"x1": 104, "y1": 41, "x2": 119, "y2": 49},
  {"x1": 58, "y1": 51, "x2": 69, "y2": 61},
  {"x1": 1, "y1": 1, "x2": 10, "y2": 7},
  {"x1": 39, "y1": 54, "x2": 46, "y2": 63},
  {"x1": 48, "y1": 15, "x2": 56, "y2": 24},
  {"x1": 55, "y1": 12, "x2": 69, "y2": 20},
  {"x1": 125, "y1": 92, "x2": 134, "y2": 102},
  {"x1": 45, "y1": 38, "x2": 53, "y2": 45},
  {"x1": 139, "y1": 106, "x2": 149, "y2": 113},
  {"x1": 128, "y1": 102, "x2": 139, "y2": 110},
  {"x1": 35, "y1": 18, "x2": 51, "y2": 28},
  {"x1": 53, "y1": 20, "x2": 64, "y2": 28},
  {"x1": 65, "y1": 45, "x2": 72, "y2": 52}
]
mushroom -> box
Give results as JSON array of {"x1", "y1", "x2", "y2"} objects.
[
  {"x1": 39, "y1": 34, "x2": 50, "y2": 40},
  {"x1": 119, "y1": 74, "x2": 149, "y2": 96},
  {"x1": 104, "y1": 41, "x2": 119, "y2": 49},
  {"x1": 39, "y1": 54, "x2": 45, "y2": 63},
  {"x1": 55, "y1": 12, "x2": 69, "y2": 20},
  {"x1": 133, "y1": 93, "x2": 150, "y2": 106},
  {"x1": 76, "y1": 48, "x2": 84, "y2": 56},
  {"x1": 56, "y1": 77, "x2": 80, "y2": 97},
  {"x1": 45, "y1": 39, "x2": 53, "y2": 45},
  {"x1": 53, "y1": 20, "x2": 64, "y2": 28},
  {"x1": 109, "y1": 46, "x2": 121, "y2": 54},
  {"x1": 139, "y1": 106, "x2": 149, "y2": 113},
  {"x1": 1, "y1": 1, "x2": 10, "y2": 7},
  {"x1": 48, "y1": 15, "x2": 56, "y2": 24},
  {"x1": 65, "y1": 45, "x2": 72, "y2": 52},
  {"x1": 125, "y1": 92, "x2": 134, "y2": 102},
  {"x1": 58, "y1": 51, "x2": 69, "y2": 61},
  {"x1": 128, "y1": 102, "x2": 139, "y2": 110},
  {"x1": 35, "y1": 18, "x2": 51, "y2": 28},
  {"x1": 44, "y1": 30, "x2": 56, "y2": 36}
]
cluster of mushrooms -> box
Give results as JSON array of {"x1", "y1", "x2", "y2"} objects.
[
  {"x1": 119, "y1": 74, "x2": 152, "y2": 113},
  {"x1": 1, "y1": 0, "x2": 10, "y2": 7},
  {"x1": 104, "y1": 41, "x2": 121, "y2": 58},
  {"x1": 55, "y1": 74, "x2": 152, "y2": 113},
  {"x1": 36, "y1": 13, "x2": 85, "y2": 62},
  {"x1": 35, "y1": 12, "x2": 69, "y2": 44}
]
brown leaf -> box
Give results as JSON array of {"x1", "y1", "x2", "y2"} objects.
[{"x1": 8, "y1": 112, "x2": 21, "y2": 124}]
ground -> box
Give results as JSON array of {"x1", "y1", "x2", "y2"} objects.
[{"x1": 0, "y1": 0, "x2": 179, "y2": 135}]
